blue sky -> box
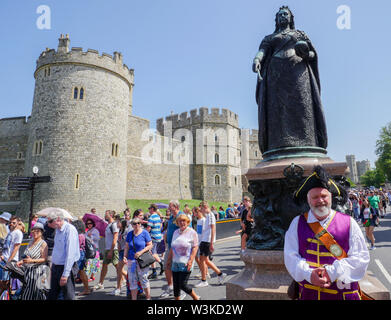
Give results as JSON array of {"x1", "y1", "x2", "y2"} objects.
[{"x1": 0, "y1": 0, "x2": 389, "y2": 166}]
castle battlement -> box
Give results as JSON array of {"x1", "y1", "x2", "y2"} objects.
[
  {"x1": 0, "y1": 116, "x2": 30, "y2": 138},
  {"x1": 156, "y1": 107, "x2": 239, "y2": 133},
  {"x1": 35, "y1": 35, "x2": 134, "y2": 87}
]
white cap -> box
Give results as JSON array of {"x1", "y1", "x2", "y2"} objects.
[{"x1": 0, "y1": 212, "x2": 12, "y2": 222}]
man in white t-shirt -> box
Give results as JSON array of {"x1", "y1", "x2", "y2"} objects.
[
  {"x1": 0, "y1": 216, "x2": 23, "y2": 288},
  {"x1": 195, "y1": 201, "x2": 227, "y2": 288}
]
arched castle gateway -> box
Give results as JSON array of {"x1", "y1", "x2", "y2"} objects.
[{"x1": 0, "y1": 35, "x2": 262, "y2": 218}]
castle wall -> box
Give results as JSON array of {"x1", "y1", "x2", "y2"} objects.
[
  {"x1": 126, "y1": 115, "x2": 192, "y2": 200},
  {"x1": 0, "y1": 117, "x2": 29, "y2": 208},
  {"x1": 156, "y1": 107, "x2": 242, "y2": 202}
]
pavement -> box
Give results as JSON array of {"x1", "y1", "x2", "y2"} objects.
[
  {"x1": 362, "y1": 206, "x2": 391, "y2": 295},
  {"x1": 75, "y1": 235, "x2": 243, "y2": 300}
]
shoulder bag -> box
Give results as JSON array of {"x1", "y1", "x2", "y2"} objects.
[{"x1": 132, "y1": 232, "x2": 155, "y2": 269}]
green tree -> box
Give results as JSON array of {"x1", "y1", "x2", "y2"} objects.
[
  {"x1": 375, "y1": 122, "x2": 391, "y2": 182},
  {"x1": 346, "y1": 177, "x2": 356, "y2": 188},
  {"x1": 360, "y1": 168, "x2": 385, "y2": 187}
]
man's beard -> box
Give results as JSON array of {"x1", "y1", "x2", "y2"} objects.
[{"x1": 310, "y1": 204, "x2": 331, "y2": 218}]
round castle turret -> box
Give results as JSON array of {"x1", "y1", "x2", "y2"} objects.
[{"x1": 20, "y1": 34, "x2": 134, "y2": 217}]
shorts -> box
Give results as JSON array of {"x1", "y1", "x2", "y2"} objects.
[
  {"x1": 127, "y1": 260, "x2": 150, "y2": 290},
  {"x1": 119, "y1": 250, "x2": 124, "y2": 261},
  {"x1": 77, "y1": 250, "x2": 86, "y2": 271},
  {"x1": 103, "y1": 249, "x2": 119, "y2": 266},
  {"x1": 0, "y1": 260, "x2": 9, "y2": 281},
  {"x1": 151, "y1": 242, "x2": 159, "y2": 255},
  {"x1": 199, "y1": 242, "x2": 211, "y2": 257}
]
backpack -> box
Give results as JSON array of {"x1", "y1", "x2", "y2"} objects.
[{"x1": 84, "y1": 236, "x2": 97, "y2": 259}]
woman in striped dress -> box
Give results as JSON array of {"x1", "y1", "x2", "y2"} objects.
[{"x1": 15, "y1": 222, "x2": 49, "y2": 300}]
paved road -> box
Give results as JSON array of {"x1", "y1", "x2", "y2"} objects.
[
  {"x1": 76, "y1": 206, "x2": 391, "y2": 300},
  {"x1": 75, "y1": 235, "x2": 243, "y2": 300},
  {"x1": 364, "y1": 206, "x2": 391, "y2": 294}
]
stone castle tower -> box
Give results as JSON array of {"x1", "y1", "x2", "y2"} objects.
[
  {"x1": 156, "y1": 108, "x2": 242, "y2": 202},
  {"x1": 19, "y1": 34, "x2": 134, "y2": 216},
  {"x1": 0, "y1": 35, "x2": 262, "y2": 217}
]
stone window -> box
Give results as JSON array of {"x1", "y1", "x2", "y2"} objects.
[
  {"x1": 75, "y1": 173, "x2": 80, "y2": 190},
  {"x1": 73, "y1": 87, "x2": 85, "y2": 100},
  {"x1": 33, "y1": 140, "x2": 43, "y2": 156},
  {"x1": 234, "y1": 176, "x2": 238, "y2": 186},
  {"x1": 44, "y1": 67, "x2": 50, "y2": 77},
  {"x1": 214, "y1": 175, "x2": 221, "y2": 185},
  {"x1": 255, "y1": 151, "x2": 258, "y2": 157},
  {"x1": 215, "y1": 153, "x2": 219, "y2": 164},
  {"x1": 111, "y1": 143, "x2": 119, "y2": 157}
]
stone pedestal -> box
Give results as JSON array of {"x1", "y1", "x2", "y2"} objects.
[
  {"x1": 226, "y1": 249, "x2": 291, "y2": 300},
  {"x1": 360, "y1": 270, "x2": 390, "y2": 300},
  {"x1": 245, "y1": 156, "x2": 348, "y2": 181}
]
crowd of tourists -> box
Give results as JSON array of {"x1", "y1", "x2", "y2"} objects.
[
  {"x1": 0, "y1": 199, "x2": 252, "y2": 300},
  {"x1": 1, "y1": 188, "x2": 388, "y2": 300},
  {"x1": 346, "y1": 188, "x2": 390, "y2": 250}
]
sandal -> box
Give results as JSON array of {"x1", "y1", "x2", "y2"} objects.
[{"x1": 78, "y1": 289, "x2": 93, "y2": 296}]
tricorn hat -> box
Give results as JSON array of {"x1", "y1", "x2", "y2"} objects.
[{"x1": 294, "y1": 165, "x2": 346, "y2": 204}]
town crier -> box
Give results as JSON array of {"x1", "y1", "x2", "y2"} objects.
[{"x1": 284, "y1": 165, "x2": 370, "y2": 300}]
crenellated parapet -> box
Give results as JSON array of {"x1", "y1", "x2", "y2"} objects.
[
  {"x1": 35, "y1": 34, "x2": 134, "y2": 88},
  {"x1": 156, "y1": 107, "x2": 239, "y2": 134},
  {"x1": 0, "y1": 116, "x2": 30, "y2": 138}
]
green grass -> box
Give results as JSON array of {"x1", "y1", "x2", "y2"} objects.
[{"x1": 125, "y1": 199, "x2": 234, "y2": 215}]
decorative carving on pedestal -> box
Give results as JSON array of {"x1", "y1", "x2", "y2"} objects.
[{"x1": 246, "y1": 162, "x2": 350, "y2": 251}]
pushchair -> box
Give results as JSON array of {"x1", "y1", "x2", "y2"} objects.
[{"x1": 0, "y1": 260, "x2": 24, "y2": 300}]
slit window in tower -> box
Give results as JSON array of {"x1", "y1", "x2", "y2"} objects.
[{"x1": 75, "y1": 173, "x2": 80, "y2": 190}]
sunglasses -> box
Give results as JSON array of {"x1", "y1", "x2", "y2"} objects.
[
  {"x1": 86, "y1": 222, "x2": 93, "y2": 225},
  {"x1": 132, "y1": 222, "x2": 141, "y2": 226},
  {"x1": 47, "y1": 219, "x2": 54, "y2": 223}
]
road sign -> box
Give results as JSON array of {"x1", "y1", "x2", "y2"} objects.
[
  {"x1": 7, "y1": 174, "x2": 52, "y2": 235},
  {"x1": 8, "y1": 176, "x2": 32, "y2": 183},
  {"x1": 7, "y1": 176, "x2": 33, "y2": 191},
  {"x1": 8, "y1": 185, "x2": 33, "y2": 191},
  {"x1": 31, "y1": 176, "x2": 51, "y2": 183}
]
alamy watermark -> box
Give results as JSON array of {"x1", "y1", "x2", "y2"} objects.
[
  {"x1": 336, "y1": 5, "x2": 351, "y2": 30},
  {"x1": 139, "y1": 121, "x2": 253, "y2": 172},
  {"x1": 36, "y1": 5, "x2": 51, "y2": 30}
]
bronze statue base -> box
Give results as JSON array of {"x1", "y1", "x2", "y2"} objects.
[{"x1": 244, "y1": 157, "x2": 349, "y2": 251}]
